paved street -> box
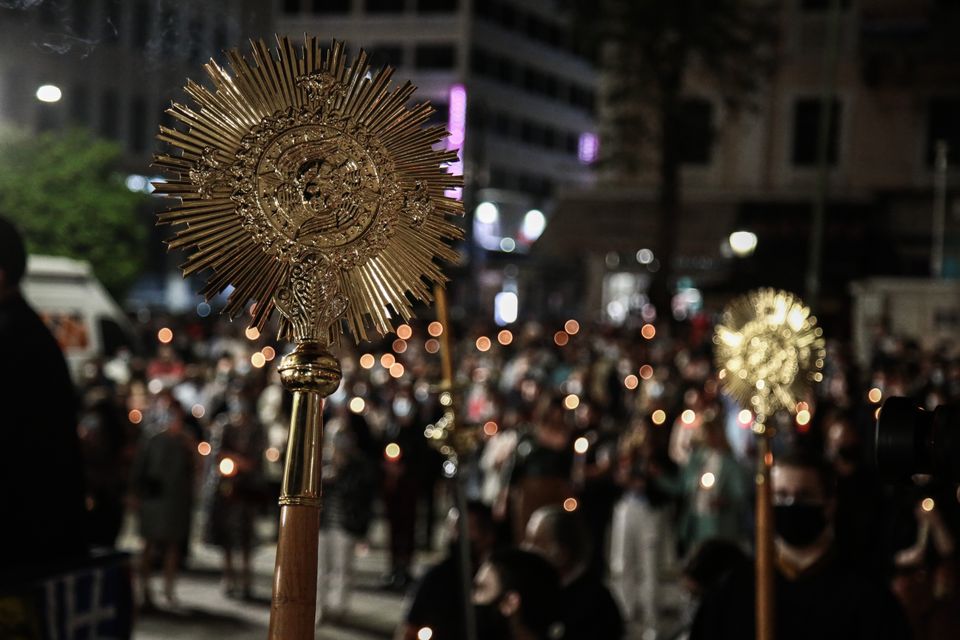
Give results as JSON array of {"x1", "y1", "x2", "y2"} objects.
[{"x1": 124, "y1": 519, "x2": 423, "y2": 640}]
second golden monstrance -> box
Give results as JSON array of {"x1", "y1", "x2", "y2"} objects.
[
  {"x1": 155, "y1": 36, "x2": 463, "y2": 639},
  {"x1": 714, "y1": 289, "x2": 826, "y2": 640}
]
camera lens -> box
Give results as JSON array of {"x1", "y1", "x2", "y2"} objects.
[{"x1": 875, "y1": 397, "x2": 933, "y2": 481}]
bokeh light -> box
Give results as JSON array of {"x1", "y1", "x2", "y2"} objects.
[
  {"x1": 497, "y1": 330, "x2": 513, "y2": 346},
  {"x1": 265, "y1": 447, "x2": 281, "y2": 462},
  {"x1": 624, "y1": 374, "x2": 639, "y2": 390},
  {"x1": 251, "y1": 352, "x2": 266, "y2": 368},
  {"x1": 563, "y1": 497, "x2": 578, "y2": 512},
  {"x1": 564, "y1": 319, "x2": 580, "y2": 335},
  {"x1": 681, "y1": 409, "x2": 696, "y2": 425},
  {"x1": 483, "y1": 421, "x2": 498, "y2": 436},
  {"x1": 574, "y1": 437, "x2": 589, "y2": 454},
  {"x1": 868, "y1": 388, "x2": 882, "y2": 404},
  {"x1": 157, "y1": 327, "x2": 173, "y2": 344},
  {"x1": 380, "y1": 353, "x2": 396, "y2": 368},
  {"x1": 476, "y1": 336, "x2": 492, "y2": 352},
  {"x1": 700, "y1": 472, "x2": 716, "y2": 489},
  {"x1": 563, "y1": 394, "x2": 580, "y2": 410},
  {"x1": 219, "y1": 457, "x2": 236, "y2": 476},
  {"x1": 425, "y1": 339, "x2": 440, "y2": 354},
  {"x1": 641, "y1": 324, "x2": 656, "y2": 339},
  {"x1": 393, "y1": 339, "x2": 408, "y2": 353},
  {"x1": 128, "y1": 409, "x2": 143, "y2": 424},
  {"x1": 397, "y1": 324, "x2": 413, "y2": 340},
  {"x1": 262, "y1": 346, "x2": 276, "y2": 361},
  {"x1": 390, "y1": 362, "x2": 405, "y2": 378},
  {"x1": 349, "y1": 397, "x2": 366, "y2": 413},
  {"x1": 191, "y1": 404, "x2": 205, "y2": 419},
  {"x1": 385, "y1": 442, "x2": 402, "y2": 461},
  {"x1": 359, "y1": 354, "x2": 376, "y2": 369},
  {"x1": 245, "y1": 326, "x2": 260, "y2": 341},
  {"x1": 651, "y1": 409, "x2": 666, "y2": 425},
  {"x1": 428, "y1": 321, "x2": 443, "y2": 337},
  {"x1": 554, "y1": 331, "x2": 569, "y2": 347},
  {"x1": 639, "y1": 365, "x2": 654, "y2": 380},
  {"x1": 197, "y1": 441, "x2": 211, "y2": 456}
]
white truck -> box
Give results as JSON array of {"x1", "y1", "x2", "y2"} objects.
[
  {"x1": 850, "y1": 278, "x2": 960, "y2": 368},
  {"x1": 20, "y1": 255, "x2": 136, "y2": 380}
]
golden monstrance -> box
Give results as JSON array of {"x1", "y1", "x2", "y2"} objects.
[
  {"x1": 714, "y1": 288, "x2": 826, "y2": 640},
  {"x1": 154, "y1": 36, "x2": 463, "y2": 639}
]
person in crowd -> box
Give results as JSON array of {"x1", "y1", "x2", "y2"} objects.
[
  {"x1": 382, "y1": 386, "x2": 429, "y2": 590},
  {"x1": 0, "y1": 216, "x2": 89, "y2": 573},
  {"x1": 78, "y1": 387, "x2": 129, "y2": 548},
  {"x1": 499, "y1": 394, "x2": 575, "y2": 543},
  {"x1": 398, "y1": 501, "x2": 498, "y2": 640},
  {"x1": 130, "y1": 399, "x2": 195, "y2": 608},
  {"x1": 679, "y1": 417, "x2": 747, "y2": 551},
  {"x1": 472, "y1": 547, "x2": 562, "y2": 640},
  {"x1": 888, "y1": 483, "x2": 960, "y2": 639},
  {"x1": 205, "y1": 408, "x2": 266, "y2": 599},
  {"x1": 571, "y1": 402, "x2": 621, "y2": 577},
  {"x1": 317, "y1": 418, "x2": 377, "y2": 625},
  {"x1": 524, "y1": 505, "x2": 624, "y2": 639},
  {"x1": 690, "y1": 450, "x2": 911, "y2": 640},
  {"x1": 824, "y1": 411, "x2": 887, "y2": 578},
  {"x1": 610, "y1": 419, "x2": 678, "y2": 632}
]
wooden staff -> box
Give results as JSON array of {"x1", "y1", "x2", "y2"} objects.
[
  {"x1": 268, "y1": 343, "x2": 341, "y2": 640},
  {"x1": 755, "y1": 428, "x2": 774, "y2": 640},
  {"x1": 433, "y1": 285, "x2": 478, "y2": 640}
]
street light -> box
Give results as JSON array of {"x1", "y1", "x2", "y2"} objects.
[
  {"x1": 475, "y1": 201, "x2": 498, "y2": 224},
  {"x1": 36, "y1": 84, "x2": 62, "y2": 103},
  {"x1": 729, "y1": 230, "x2": 758, "y2": 257}
]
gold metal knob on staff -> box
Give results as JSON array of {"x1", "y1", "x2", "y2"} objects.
[{"x1": 155, "y1": 36, "x2": 463, "y2": 640}]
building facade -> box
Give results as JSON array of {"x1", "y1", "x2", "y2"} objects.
[{"x1": 545, "y1": 0, "x2": 960, "y2": 330}]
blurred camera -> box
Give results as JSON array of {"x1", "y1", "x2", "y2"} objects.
[{"x1": 875, "y1": 397, "x2": 960, "y2": 483}]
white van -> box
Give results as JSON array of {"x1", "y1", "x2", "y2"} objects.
[{"x1": 21, "y1": 255, "x2": 137, "y2": 380}]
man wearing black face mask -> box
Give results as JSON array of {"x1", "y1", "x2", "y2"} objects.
[
  {"x1": 690, "y1": 451, "x2": 910, "y2": 640},
  {"x1": 472, "y1": 548, "x2": 561, "y2": 640},
  {"x1": 826, "y1": 415, "x2": 887, "y2": 579}
]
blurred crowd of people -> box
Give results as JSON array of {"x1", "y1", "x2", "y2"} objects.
[{"x1": 54, "y1": 301, "x2": 960, "y2": 639}]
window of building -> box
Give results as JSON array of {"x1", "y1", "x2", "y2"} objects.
[
  {"x1": 313, "y1": 0, "x2": 350, "y2": 12},
  {"x1": 129, "y1": 96, "x2": 147, "y2": 153},
  {"x1": 365, "y1": 0, "x2": 405, "y2": 12},
  {"x1": 366, "y1": 45, "x2": 404, "y2": 69},
  {"x1": 284, "y1": 0, "x2": 302, "y2": 13},
  {"x1": 39, "y1": 0, "x2": 57, "y2": 26},
  {"x1": 70, "y1": 84, "x2": 89, "y2": 124},
  {"x1": 37, "y1": 103, "x2": 59, "y2": 132},
  {"x1": 791, "y1": 97, "x2": 841, "y2": 166},
  {"x1": 103, "y1": 0, "x2": 121, "y2": 44},
  {"x1": 414, "y1": 44, "x2": 456, "y2": 70},
  {"x1": 161, "y1": 7, "x2": 178, "y2": 57},
  {"x1": 213, "y1": 24, "x2": 227, "y2": 56},
  {"x1": 493, "y1": 113, "x2": 512, "y2": 136},
  {"x1": 188, "y1": 18, "x2": 205, "y2": 65},
  {"x1": 926, "y1": 98, "x2": 960, "y2": 167},
  {"x1": 132, "y1": 0, "x2": 151, "y2": 49},
  {"x1": 678, "y1": 98, "x2": 714, "y2": 165},
  {"x1": 100, "y1": 89, "x2": 119, "y2": 139},
  {"x1": 72, "y1": 0, "x2": 89, "y2": 38},
  {"x1": 417, "y1": 0, "x2": 458, "y2": 12},
  {"x1": 800, "y1": 0, "x2": 851, "y2": 11},
  {"x1": 427, "y1": 101, "x2": 448, "y2": 127}
]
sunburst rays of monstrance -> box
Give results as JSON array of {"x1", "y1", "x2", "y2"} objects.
[
  {"x1": 714, "y1": 289, "x2": 825, "y2": 640},
  {"x1": 154, "y1": 36, "x2": 462, "y2": 639}
]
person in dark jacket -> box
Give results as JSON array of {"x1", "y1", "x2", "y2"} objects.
[
  {"x1": 524, "y1": 505, "x2": 624, "y2": 640},
  {"x1": 0, "y1": 216, "x2": 88, "y2": 576},
  {"x1": 690, "y1": 450, "x2": 911, "y2": 640}
]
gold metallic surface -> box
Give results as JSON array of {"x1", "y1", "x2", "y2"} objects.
[
  {"x1": 155, "y1": 36, "x2": 463, "y2": 344},
  {"x1": 713, "y1": 288, "x2": 825, "y2": 424}
]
